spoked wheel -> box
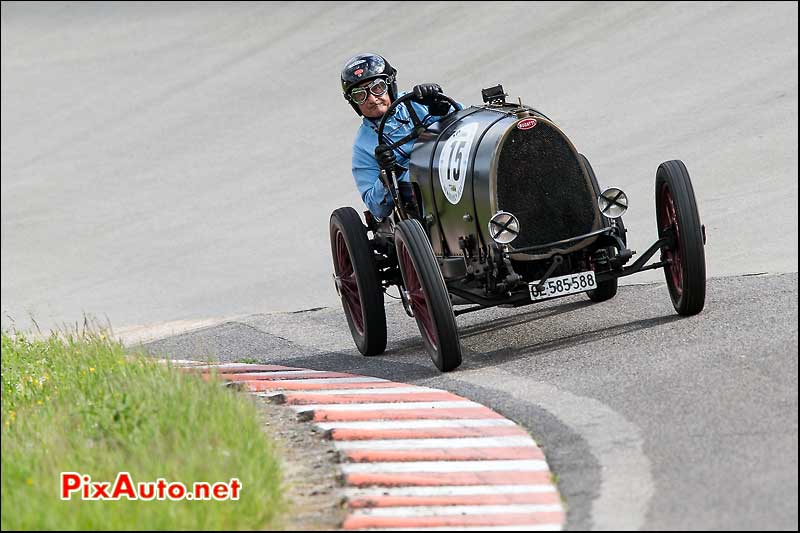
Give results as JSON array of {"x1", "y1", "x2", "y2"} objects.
[
  {"x1": 330, "y1": 207, "x2": 387, "y2": 355},
  {"x1": 394, "y1": 219, "x2": 462, "y2": 372},
  {"x1": 655, "y1": 160, "x2": 706, "y2": 316},
  {"x1": 580, "y1": 153, "x2": 620, "y2": 303}
]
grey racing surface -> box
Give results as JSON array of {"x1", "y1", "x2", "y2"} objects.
[{"x1": 2, "y1": 2, "x2": 797, "y2": 530}]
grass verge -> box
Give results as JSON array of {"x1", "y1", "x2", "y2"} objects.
[{"x1": 1, "y1": 329, "x2": 285, "y2": 530}]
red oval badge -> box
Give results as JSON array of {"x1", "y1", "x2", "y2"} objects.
[{"x1": 517, "y1": 118, "x2": 537, "y2": 130}]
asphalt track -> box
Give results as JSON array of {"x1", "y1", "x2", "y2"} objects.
[{"x1": 2, "y1": 2, "x2": 797, "y2": 530}]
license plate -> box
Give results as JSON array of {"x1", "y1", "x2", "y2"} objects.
[{"x1": 529, "y1": 270, "x2": 597, "y2": 301}]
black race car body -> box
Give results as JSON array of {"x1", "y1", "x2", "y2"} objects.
[
  {"x1": 407, "y1": 101, "x2": 615, "y2": 304},
  {"x1": 330, "y1": 85, "x2": 706, "y2": 372}
]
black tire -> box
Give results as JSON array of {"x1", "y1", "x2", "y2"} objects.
[
  {"x1": 330, "y1": 207, "x2": 387, "y2": 355},
  {"x1": 580, "y1": 153, "x2": 619, "y2": 303},
  {"x1": 586, "y1": 273, "x2": 618, "y2": 302},
  {"x1": 655, "y1": 160, "x2": 706, "y2": 316},
  {"x1": 394, "y1": 219, "x2": 462, "y2": 372}
]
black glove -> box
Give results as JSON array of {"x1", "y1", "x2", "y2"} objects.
[
  {"x1": 428, "y1": 100, "x2": 452, "y2": 116},
  {"x1": 412, "y1": 83, "x2": 443, "y2": 106},
  {"x1": 374, "y1": 144, "x2": 396, "y2": 171}
]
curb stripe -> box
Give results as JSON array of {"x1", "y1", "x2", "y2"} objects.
[
  {"x1": 343, "y1": 447, "x2": 545, "y2": 463},
  {"x1": 345, "y1": 471, "x2": 554, "y2": 487},
  {"x1": 292, "y1": 401, "x2": 480, "y2": 412},
  {"x1": 330, "y1": 426, "x2": 528, "y2": 441},
  {"x1": 343, "y1": 447, "x2": 546, "y2": 463},
  {"x1": 221, "y1": 369, "x2": 329, "y2": 377},
  {"x1": 273, "y1": 387, "x2": 437, "y2": 396},
  {"x1": 157, "y1": 359, "x2": 207, "y2": 366},
  {"x1": 280, "y1": 392, "x2": 463, "y2": 405},
  {"x1": 341, "y1": 511, "x2": 565, "y2": 530},
  {"x1": 348, "y1": 492, "x2": 559, "y2": 508},
  {"x1": 351, "y1": 526, "x2": 562, "y2": 531},
  {"x1": 223, "y1": 371, "x2": 356, "y2": 380},
  {"x1": 344, "y1": 485, "x2": 557, "y2": 497},
  {"x1": 340, "y1": 460, "x2": 548, "y2": 474},
  {"x1": 350, "y1": 504, "x2": 564, "y2": 516},
  {"x1": 317, "y1": 419, "x2": 516, "y2": 430},
  {"x1": 334, "y1": 437, "x2": 536, "y2": 450},
  {"x1": 195, "y1": 364, "x2": 301, "y2": 372},
  {"x1": 248, "y1": 377, "x2": 391, "y2": 390},
  {"x1": 251, "y1": 382, "x2": 403, "y2": 392},
  {"x1": 347, "y1": 492, "x2": 559, "y2": 508},
  {"x1": 305, "y1": 407, "x2": 502, "y2": 422}
]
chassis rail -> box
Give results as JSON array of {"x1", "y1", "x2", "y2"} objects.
[{"x1": 446, "y1": 235, "x2": 672, "y2": 315}]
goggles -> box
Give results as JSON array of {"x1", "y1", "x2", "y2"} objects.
[{"x1": 349, "y1": 78, "x2": 389, "y2": 105}]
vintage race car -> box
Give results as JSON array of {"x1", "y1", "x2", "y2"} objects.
[{"x1": 330, "y1": 85, "x2": 706, "y2": 372}]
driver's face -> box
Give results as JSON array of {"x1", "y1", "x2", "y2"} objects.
[{"x1": 356, "y1": 81, "x2": 390, "y2": 118}]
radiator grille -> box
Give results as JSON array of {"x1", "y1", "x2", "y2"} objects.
[{"x1": 495, "y1": 123, "x2": 595, "y2": 249}]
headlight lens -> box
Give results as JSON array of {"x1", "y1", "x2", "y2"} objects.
[
  {"x1": 598, "y1": 188, "x2": 628, "y2": 219},
  {"x1": 488, "y1": 211, "x2": 520, "y2": 244}
]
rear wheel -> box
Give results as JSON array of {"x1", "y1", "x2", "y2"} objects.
[
  {"x1": 330, "y1": 207, "x2": 387, "y2": 355},
  {"x1": 655, "y1": 160, "x2": 706, "y2": 315},
  {"x1": 394, "y1": 219, "x2": 462, "y2": 372},
  {"x1": 580, "y1": 153, "x2": 620, "y2": 303}
]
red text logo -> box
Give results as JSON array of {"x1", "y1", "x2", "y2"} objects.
[{"x1": 60, "y1": 472, "x2": 242, "y2": 501}]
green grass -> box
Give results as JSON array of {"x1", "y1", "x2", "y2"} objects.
[{"x1": 1, "y1": 329, "x2": 286, "y2": 530}]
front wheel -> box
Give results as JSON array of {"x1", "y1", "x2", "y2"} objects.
[
  {"x1": 655, "y1": 160, "x2": 706, "y2": 316},
  {"x1": 394, "y1": 219, "x2": 462, "y2": 372},
  {"x1": 330, "y1": 207, "x2": 387, "y2": 356}
]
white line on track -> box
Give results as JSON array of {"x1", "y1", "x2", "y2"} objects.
[
  {"x1": 340, "y1": 460, "x2": 548, "y2": 474},
  {"x1": 344, "y1": 485, "x2": 557, "y2": 497},
  {"x1": 316, "y1": 419, "x2": 517, "y2": 430},
  {"x1": 334, "y1": 436, "x2": 536, "y2": 450},
  {"x1": 350, "y1": 504, "x2": 564, "y2": 517},
  {"x1": 291, "y1": 401, "x2": 480, "y2": 412}
]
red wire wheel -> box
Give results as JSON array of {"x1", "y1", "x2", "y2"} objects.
[
  {"x1": 655, "y1": 160, "x2": 706, "y2": 316},
  {"x1": 329, "y1": 208, "x2": 386, "y2": 356},
  {"x1": 394, "y1": 219, "x2": 462, "y2": 372}
]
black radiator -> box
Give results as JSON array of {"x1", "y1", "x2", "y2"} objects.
[{"x1": 495, "y1": 123, "x2": 595, "y2": 249}]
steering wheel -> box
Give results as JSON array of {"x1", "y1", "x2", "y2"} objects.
[{"x1": 377, "y1": 92, "x2": 460, "y2": 152}]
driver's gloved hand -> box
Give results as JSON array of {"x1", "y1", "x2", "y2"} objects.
[
  {"x1": 412, "y1": 83, "x2": 443, "y2": 106},
  {"x1": 374, "y1": 144, "x2": 396, "y2": 172},
  {"x1": 428, "y1": 100, "x2": 451, "y2": 116}
]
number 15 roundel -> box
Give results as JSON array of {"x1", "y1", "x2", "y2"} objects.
[{"x1": 438, "y1": 122, "x2": 479, "y2": 205}]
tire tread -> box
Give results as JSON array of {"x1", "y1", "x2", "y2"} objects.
[{"x1": 330, "y1": 207, "x2": 387, "y2": 355}]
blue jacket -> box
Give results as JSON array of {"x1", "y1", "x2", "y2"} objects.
[{"x1": 351, "y1": 93, "x2": 460, "y2": 218}]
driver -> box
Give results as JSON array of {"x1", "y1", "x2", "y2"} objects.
[{"x1": 341, "y1": 53, "x2": 460, "y2": 219}]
